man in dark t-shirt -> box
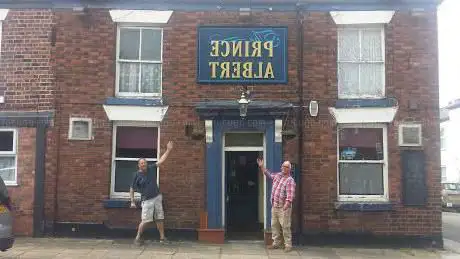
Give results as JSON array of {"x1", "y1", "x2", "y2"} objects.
[{"x1": 130, "y1": 141, "x2": 173, "y2": 245}]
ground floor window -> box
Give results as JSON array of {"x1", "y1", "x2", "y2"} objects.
[
  {"x1": 111, "y1": 123, "x2": 159, "y2": 198},
  {"x1": 337, "y1": 124, "x2": 388, "y2": 201},
  {"x1": 0, "y1": 129, "x2": 17, "y2": 186}
]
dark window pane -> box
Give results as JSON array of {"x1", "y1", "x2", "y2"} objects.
[
  {"x1": 114, "y1": 160, "x2": 138, "y2": 193},
  {"x1": 0, "y1": 132, "x2": 14, "y2": 152},
  {"x1": 141, "y1": 29, "x2": 162, "y2": 61},
  {"x1": 116, "y1": 127, "x2": 158, "y2": 158},
  {"x1": 119, "y1": 28, "x2": 140, "y2": 60},
  {"x1": 339, "y1": 163, "x2": 384, "y2": 195},
  {"x1": 225, "y1": 133, "x2": 264, "y2": 147},
  {"x1": 339, "y1": 128, "x2": 383, "y2": 160}
]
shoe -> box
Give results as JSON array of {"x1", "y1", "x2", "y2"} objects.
[
  {"x1": 284, "y1": 246, "x2": 293, "y2": 253},
  {"x1": 267, "y1": 244, "x2": 283, "y2": 249}
]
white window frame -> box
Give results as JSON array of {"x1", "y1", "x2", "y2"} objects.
[
  {"x1": 68, "y1": 117, "x2": 93, "y2": 141},
  {"x1": 398, "y1": 123, "x2": 422, "y2": 147},
  {"x1": 441, "y1": 166, "x2": 447, "y2": 183},
  {"x1": 440, "y1": 126, "x2": 446, "y2": 151},
  {"x1": 337, "y1": 123, "x2": 388, "y2": 202},
  {"x1": 0, "y1": 128, "x2": 18, "y2": 186},
  {"x1": 115, "y1": 25, "x2": 163, "y2": 98},
  {"x1": 110, "y1": 121, "x2": 160, "y2": 199},
  {"x1": 337, "y1": 25, "x2": 386, "y2": 99}
]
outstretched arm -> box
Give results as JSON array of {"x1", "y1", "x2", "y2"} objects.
[
  {"x1": 156, "y1": 141, "x2": 173, "y2": 167},
  {"x1": 257, "y1": 158, "x2": 275, "y2": 180}
]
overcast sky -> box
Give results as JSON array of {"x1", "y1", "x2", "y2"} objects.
[{"x1": 438, "y1": 0, "x2": 460, "y2": 107}]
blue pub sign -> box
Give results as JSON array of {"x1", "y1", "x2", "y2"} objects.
[{"x1": 197, "y1": 26, "x2": 288, "y2": 84}]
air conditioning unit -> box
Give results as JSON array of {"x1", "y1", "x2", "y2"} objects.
[{"x1": 398, "y1": 123, "x2": 422, "y2": 147}]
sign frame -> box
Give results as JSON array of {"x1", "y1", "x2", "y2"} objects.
[{"x1": 196, "y1": 25, "x2": 289, "y2": 85}]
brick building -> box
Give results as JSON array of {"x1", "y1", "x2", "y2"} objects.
[{"x1": 0, "y1": 0, "x2": 443, "y2": 247}]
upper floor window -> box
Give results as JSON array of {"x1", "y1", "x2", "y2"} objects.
[
  {"x1": 337, "y1": 26, "x2": 385, "y2": 99},
  {"x1": 116, "y1": 26, "x2": 163, "y2": 97}
]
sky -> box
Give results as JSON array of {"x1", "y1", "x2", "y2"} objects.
[{"x1": 438, "y1": 0, "x2": 460, "y2": 107}]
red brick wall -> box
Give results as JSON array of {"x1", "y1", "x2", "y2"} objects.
[
  {"x1": 0, "y1": 10, "x2": 54, "y2": 111},
  {"x1": 7, "y1": 128, "x2": 36, "y2": 236},
  {"x1": 1, "y1": 8, "x2": 441, "y2": 237},
  {"x1": 0, "y1": 10, "x2": 56, "y2": 236}
]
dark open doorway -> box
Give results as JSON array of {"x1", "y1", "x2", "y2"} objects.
[{"x1": 225, "y1": 151, "x2": 264, "y2": 240}]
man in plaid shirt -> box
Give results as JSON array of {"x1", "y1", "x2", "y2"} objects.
[{"x1": 257, "y1": 157, "x2": 296, "y2": 253}]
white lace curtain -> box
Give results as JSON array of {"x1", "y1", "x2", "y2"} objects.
[
  {"x1": 0, "y1": 157, "x2": 15, "y2": 182},
  {"x1": 118, "y1": 27, "x2": 162, "y2": 94},
  {"x1": 338, "y1": 27, "x2": 384, "y2": 98}
]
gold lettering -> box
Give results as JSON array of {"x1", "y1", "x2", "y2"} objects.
[
  {"x1": 232, "y1": 41, "x2": 242, "y2": 57},
  {"x1": 242, "y1": 62, "x2": 253, "y2": 78},
  {"x1": 244, "y1": 41, "x2": 250, "y2": 57},
  {"x1": 220, "y1": 41, "x2": 230, "y2": 57},
  {"x1": 220, "y1": 62, "x2": 230, "y2": 78},
  {"x1": 210, "y1": 41, "x2": 219, "y2": 57},
  {"x1": 263, "y1": 41, "x2": 273, "y2": 57},
  {"x1": 264, "y1": 62, "x2": 274, "y2": 78},
  {"x1": 253, "y1": 62, "x2": 263, "y2": 79},
  {"x1": 209, "y1": 62, "x2": 219, "y2": 78},
  {"x1": 232, "y1": 62, "x2": 241, "y2": 78},
  {"x1": 252, "y1": 41, "x2": 262, "y2": 57}
]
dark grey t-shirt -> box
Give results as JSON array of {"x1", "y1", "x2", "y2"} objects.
[{"x1": 130, "y1": 163, "x2": 160, "y2": 201}]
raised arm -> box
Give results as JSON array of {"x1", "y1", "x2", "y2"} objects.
[
  {"x1": 156, "y1": 141, "x2": 173, "y2": 167},
  {"x1": 257, "y1": 158, "x2": 275, "y2": 180}
]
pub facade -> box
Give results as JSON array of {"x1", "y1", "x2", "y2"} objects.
[{"x1": 0, "y1": 0, "x2": 443, "y2": 246}]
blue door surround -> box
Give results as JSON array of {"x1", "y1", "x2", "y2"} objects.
[{"x1": 195, "y1": 100, "x2": 291, "y2": 231}]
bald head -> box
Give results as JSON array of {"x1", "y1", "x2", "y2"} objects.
[
  {"x1": 138, "y1": 158, "x2": 147, "y2": 173},
  {"x1": 281, "y1": 160, "x2": 291, "y2": 176}
]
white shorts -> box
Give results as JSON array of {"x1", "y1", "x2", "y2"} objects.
[{"x1": 141, "y1": 194, "x2": 164, "y2": 223}]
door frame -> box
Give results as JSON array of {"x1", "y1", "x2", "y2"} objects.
[{"x1": 221, "y1": 132, "x2": 266, "y2": 230}]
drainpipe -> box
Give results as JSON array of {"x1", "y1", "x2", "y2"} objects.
[{"x1": 296, "y1": 7, "x2": 305, "y2": 245}]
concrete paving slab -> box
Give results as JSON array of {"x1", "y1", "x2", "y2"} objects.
[
  {"x1": 176, "y1": 242, "x2": 222, "y2": 254},
  {"x1": 297, "y1": 246, "x2": 341, "y2": 259},
  {"x1": 221, "y1": 242, "x2": 267, "y2": 255},
  {"x1": 171, "y1": 252, "x2": 220, "y2": 259},
  {"x1": 221, "y1": 254, "x2": 269, "y2": 259},
  {"x1": 137, "y1": 252, "x2": 173, "y2": 259}
]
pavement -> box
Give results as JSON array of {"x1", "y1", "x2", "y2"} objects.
[
  {"x1": 1, "y1": 237, "x2": 460, "y2": 259},
  {"x1": 443, "y1": 212, "x2": 460, "y2": 254}
]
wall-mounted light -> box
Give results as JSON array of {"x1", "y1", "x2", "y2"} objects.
[
  {"x1": 309, "y1": 100, "x2": 319, "y2": 117},
  {"x1": 238, "y1": 88, "x2": 251, "y2": 118}
]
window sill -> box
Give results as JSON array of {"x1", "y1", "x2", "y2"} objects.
[
  {"x1": 334, "y1": 201, "x2": 393, "y2": 212},
  {"x1": 103, "y1": 199, "x2": 141, "y2": 209},
  {"x1": 5, "y1": 183, "x2": 18, "y2": 187}
]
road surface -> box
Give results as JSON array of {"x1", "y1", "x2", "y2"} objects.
[{"x1": 444, "y1": 212, "x2": 460, "y2": 243}]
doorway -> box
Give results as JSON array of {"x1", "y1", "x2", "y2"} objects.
[{"x1": 223, "y1": 132, "x2": 265, "y2": 240}]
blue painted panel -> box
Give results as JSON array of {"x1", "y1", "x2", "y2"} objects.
[
  {"x1": 265, "y1": 122, "x2": 274, "y2": 230},
  {"x1": 335, "y1": 98, "x2": 397, "y2": 108},
  {"x1": 206, "y1": 121, "x2": 222, "y2": 229},
  {"x1": 197, "y1": 26, "x2": 288, "y2": 84},
  {"x1": 104, "y1": 97, "x2": 163, "y2": 106},
  {"x1": 11, "y1": 1, "x2": 439, "y2": 12},
  {"x1": 335, "y1": 202, "x2": 393, "y2": 211}
]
